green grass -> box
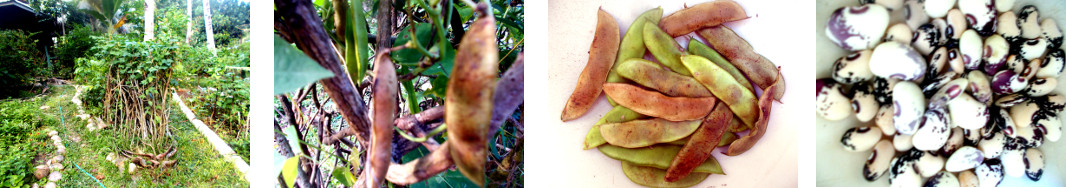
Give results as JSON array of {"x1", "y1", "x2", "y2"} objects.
[{"x1": 26, "y1": 85, "x2": 248, "y2": 187}]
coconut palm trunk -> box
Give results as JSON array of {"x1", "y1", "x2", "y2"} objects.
[
  {"x1": 185, "y1": 0, "x2": 193, "y2": 43},
  {"x1": 144, "y1": 0, "x2": 155, "y2": 41},
  {"x1": 202, "y1": 0, "x2": 217, "y2": 56}
]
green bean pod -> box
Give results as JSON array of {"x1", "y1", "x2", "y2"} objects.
[
  {"x1": 622, "y1": 162, "x2": 710, "y2": 188},
  {"x1": 687, "y1": 39, "x2": 754, "y2": 92},
  {"x1": 681, "y1": 55, "x2": 758, "y2": 128},
  {"x1": 600, "y1": 118, "x2": 701, "y2": 148},
  {"x1": 606, "y1": 7, "x2": 663, "y2": 106},
  {"x1": 667, "y1": 128, "x2": 738, "y2": 147},
  {"x1": 584, "y1": 106, "x2": 647, "y2": 150},
  {"x1": 616, "y1": 58, "x2": 712, "y2": 97},
  {"x1": 643, "y1": 24, "x2": 690, "y2": 76},
  {"x1": 599, "y1": 144, "x2": 723, "y2": 174}
]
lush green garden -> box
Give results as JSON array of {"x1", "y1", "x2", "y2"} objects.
[{"x1": 0, "y1": 0, "x2": 249, "y2": 186}]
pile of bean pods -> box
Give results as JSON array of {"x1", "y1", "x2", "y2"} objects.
[
  {"x1": 561, "y1": 1, "x2": 787, "y2": 187},
  {"x1": 818, "y1": 0, "x2": 1063, "y2": 186}
]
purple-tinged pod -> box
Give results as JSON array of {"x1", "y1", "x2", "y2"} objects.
[
  {"x1": 817, "y1": 79, "x2": 854, "y2": 121},
  {"x1": 948, "y1": 94, "x2": 989, "y2": 130},
  {"x1": 884, "y1": 23, "x2": 914, "y2": 44},
  {"x1": 832, "y1": 50, "x2": 875, "y2": 84},
  {"x1": 975, "y1": 159, "x2": 1004, "y2": 187},
  {"x1": 924, "y1": 171, "x2": 961, "y2": 187},
  {"x1": 1024, "y1": 148, "x2": 1044, "y2": 181},
  {"x1": 914, "y1": 108, "x2": 952, "y2": 151},
  {"x1": 914, "y1": 23, "x2": 942, "y2": 55},
  {"x1": 995, "y1": 93, "x2": 1028, "y2": 108},
  {"x1": 983, "y1": 34, "x2": 1010, "y2": 74},
  {"x1": 876, "y1": 105, "x2": 897, "y2": 136},
  {"x1": 870, "y1": 42, "x2": 928, "y2": 80},
  {"x1": 946, "y1": 146, "x2": 985, "y2": 172},
  {"x1": 1044, "y1": 19, "x2": 1063, "y2": 49},
  {"x1": 998, "y1": 11, "x2": 1022, "y2": 43},
  {"x1": 1037, "y1": 49, "x2": 1065, "y2": 78},
  {"x1": 893, "y1": 81, "x2": 926, "y2": 135},
  {"x1": 864, "y1": 139, "x2": 895, "y2": 181},
  {"x1": 825, "y1": 4, "x2": 891, "y2": 51},
  {"x1": 991, "y1": 70, "x2": 1027, "y2": 94},
  {"x1": 842, "y1": 126, "x2": 883, "y2": 152},
  {"x1": 1018, "y1": 5, "x2": 1041, "y2": 39},
  {"x1": 960, "y1": 29, "x2": 984, "y2": 70},
  {"x1": 1027, "y1": 77, "x2": 1056, "y2": 96},
  {"x1": 853, "y1": 83, "x2": 880, "y2": 122},
  {"x1": 1020, "y1": 37, "x2": 1048, "y2": 60},
  {"x1": 966, "y1": 71, "x2": 993, "y2": 104},
  {"x1": 958, "y1": 0, "x2": 997, "y2": 35}
]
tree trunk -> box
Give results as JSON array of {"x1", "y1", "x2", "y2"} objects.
[
  {"x1": 202, "y1": 0, "x2": 217, "y2": 56},
  {"x1": 185, "y1": 0, "x2": 193, "y2": 44},
  {"x1": 144, "y1": 0, "x2": 156, "y2": 41}
]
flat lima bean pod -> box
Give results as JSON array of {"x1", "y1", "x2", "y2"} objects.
[
  {"x1": 699, "y1": 25, "x2": 786, "y2": 101},
  {"x1": 607, "y1": 7, "x2": 663, "y2": 106},
  {"x1": 658, "y1": 0, "x2": 748, "y2": 37},
  {"x1": 584, "y1": 106, "x2": 648, "y2": 150},
  {"x1": 366, "y1": 50, "x2": 396, "y2": 188},
  {"x1": 617, "y1": 58, "x2": 713, "y2": 97},
  {"x1": 687, "y1": 39, "x2": 755, "y2": 92},
  {"x1": 599, "y1": 144, "x2": 724, "y2": 174},
  {"x1": 600, "y1": 118, "x2": 703, "y2": 148},
  {"x1": 666, "y1": 102, "x2": 732, "y2": 182},
  {"x1": 603, "y1": 83, "x2": 718, "y2": 121},
  {"x1": 644, "y1": 23, "x2": 692, "y2": 76},
  {"x1": 561, "y1": 8, "x2": 620, "y2": 121},
  {"x1": 445, "y1": 3, "x2": 497, "y2": 186},
  {"x1": 623, "y1": 161, "x2": 711, "y2": 188},
  {"x1": 726, "y1": 83, "x2": 778, "y2": 156},
  {"x1": 681, "y1": 55, "x2": 759, "y2": 127}
]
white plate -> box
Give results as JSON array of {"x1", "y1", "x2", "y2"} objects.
[
  {"x1": 539, "y1": 0, "x2": 805, "y2": 187},
  {"x1": 815, "y1": 0, "x2": 1066, "y2": 186}
]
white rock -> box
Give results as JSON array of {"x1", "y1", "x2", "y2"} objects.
[
  {"x1": 47, "y1": 171, "x2": 61, "y2": 181},
  {"x1": 43, "y1": 182, "x2": 56, "y2": 188}
]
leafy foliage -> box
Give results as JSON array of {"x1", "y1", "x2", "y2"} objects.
[
  {"x1": 0, "y1": 30, "x2": 47, "y2": 98},
  {"x1": 0, "y1": 100, "x2": 53, "y2": 188},
  {"x1": 54, "y1": 25, "x2": 100, "y2": 78}
]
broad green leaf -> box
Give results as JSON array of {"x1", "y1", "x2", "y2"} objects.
[
  {"x1": 331, "y1": 168, "x2": 357, "y2": 187},
  {"x1": 283, "y1": 125, "x2": 302, "y2": 156},
  {"x1": 391, "y1": 23, "x2": 434, "y2": 63},
  {"x1": 409, "y1": 169, "x2": 480, "y2": 188},
  {"x1": 421, "y1": 44, "x2": 454, "y2": 76},
  {"x1": 313, "y1": 0, "x2": 325, "y2": 7},
  {"x1": 274, "y1": 35, "x2": 335, "y2": 95},
  {"x1": 427, "y1": 76, "x2": 449, "y2": 98},
  {"x1": 282, "y1": 156, "x2": 300, "y2": 188}
]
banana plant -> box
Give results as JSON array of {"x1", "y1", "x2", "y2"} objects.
[{"x1": 79, "y1": 0, "x2": 129, "y2": 34}]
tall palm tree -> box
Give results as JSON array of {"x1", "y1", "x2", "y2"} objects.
[
  {"x1": 202, "y1": 0, "x2": 216, "y2": 56},
  {"x1": 144, "y1": 0, "x2": 155, "y2": 41}
]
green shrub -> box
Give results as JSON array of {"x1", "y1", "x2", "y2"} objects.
[
  {"x1": 0, "y1": 100, "x2": 53, "y2": 188},
  {"x1": 0, "y1": 30, "x2": 46, "y2": 97},
  {"x1": 54, "y1": 25, "x2": 99, "y2": 78}
]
